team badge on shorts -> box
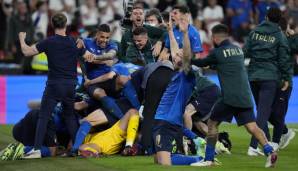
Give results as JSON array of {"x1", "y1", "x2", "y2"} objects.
[{"x1": 155, "y1": 134, "x2": 161, "y2": 148}]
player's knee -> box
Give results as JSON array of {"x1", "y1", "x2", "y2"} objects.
[
  {"x1": 158, "y1": 160, "x2": 171, "y2": 166},
  {"x1": 107, "y1": 71, "x2": 116, "y2": 79},
  {"x1": 74, "y1": 101, "x2": 88, "y2": 111},
  {"x1": 93, "y1": 88, "x2": 106, "y2": 99},
  {"x1": 117, "y1": 75, "x2": 130, "y2": 87},
  {"x1": 185, "y1": 104, "x2": 195, "y2": 115},
  {"x1": 183, "y1": 110, "x2": 193, "y2": 120},
  {"x1": 157, "y1": 156, "x2": 171, "y2": 166},
  {"x1": 127, "y1": 109, "x2": 138, "y2": 116}
]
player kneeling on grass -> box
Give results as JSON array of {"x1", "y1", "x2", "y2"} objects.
[
  {"x1": 152, "y1": 14, "x2": 204, "y2": 166},
  {"x1": 78, "y1": 109, "x2": 140, "y2": 157}
]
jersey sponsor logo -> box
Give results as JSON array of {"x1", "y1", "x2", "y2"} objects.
[
  {"x1": 252, "y1": 32, "x2": 276, "y2": 43},
  {"x1": 222, "y1": 48, "x2": 244, "y2": 57}
]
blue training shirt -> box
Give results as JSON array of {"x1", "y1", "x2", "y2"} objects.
[
  {"x1": 165, "y1": 25, "x2": 203, "y2": 53},
  {"x1": 154, "y1": 71, "x2": 196, "y2": 126},
  {"x1": 83, "y1": 38, "x2": 118, "y2": 79}
]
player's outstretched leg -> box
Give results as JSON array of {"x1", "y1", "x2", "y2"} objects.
[{"x1": 245, "y1": 122, "x2": 277, "y2": 168}]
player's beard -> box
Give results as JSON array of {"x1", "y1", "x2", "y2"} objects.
[{"x1": 213, "y1": 40, "x2": 219, "y2": 48}]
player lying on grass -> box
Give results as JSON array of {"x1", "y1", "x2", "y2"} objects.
[
  {"x1": 190, "y1": 24, "x2": 277, "y2": 168},
  {"x1": 70, "y1": 96, "x2": 140, "y2": 156},
  {"x1": 78, "y1": 108, "x2": 140, "y2": 157}
]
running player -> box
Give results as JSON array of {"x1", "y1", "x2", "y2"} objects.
[{"x1": 190, "y1": 24, "x2": 277, "y2": 168}]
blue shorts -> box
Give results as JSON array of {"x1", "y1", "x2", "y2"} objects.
[
  {"x1": 191, "y1": 85, "x2": 220, "y2": 121},
  {"x1": 152, "y1": 120, "x2": 183, "y2": 153},
  {"x1": 210, "y1": 100, "x2": 255, "y2": 126}
]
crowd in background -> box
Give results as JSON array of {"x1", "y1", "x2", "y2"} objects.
[{"x1": 0, "y1": 0, "x2": 298, "y2": 74}]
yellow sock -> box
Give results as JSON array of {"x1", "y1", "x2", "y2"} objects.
[{"x1": 125, "y1": 114, "x2": 140, "y2": 147}]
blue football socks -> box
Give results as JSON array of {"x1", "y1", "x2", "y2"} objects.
[
  {"x1": 171, "y1": 154, "x2": 203, "y2": 165},
  {"x1": 205, "y1": 144, "x2": 216, "y2": 161},
  {"x1": 72, "y1": 121, "x2": 92, "y2": 152},
  {"x1": 263, "y1": 144, "x2": 274, "y2": 156},
  {"x1": 122, "y1": 80, "x2": 141, "y2": 109},
  {"x1": 183, "y1": 128, "x2": 198, "y2": 140}
]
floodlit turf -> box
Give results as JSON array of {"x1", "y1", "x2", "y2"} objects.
[{"x1": 0, "y1": 124, "x2": 297, "y2": 171}]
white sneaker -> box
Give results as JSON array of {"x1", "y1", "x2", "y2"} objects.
[
  {"x1": 215, "y1": 141, "x2": 231, "y2": 155},
  {"x1": 190, "y1": 160, "x2": 213, "y2": 167},
  {"x1": 191, "y1": 158, "x2": 221, "y2": 167},
  {"x1": 22, "y1": 149, "x2": 41, "y2": 159},
  {"x1": 268, "y1": 142, "x2": 279, "y2": 152},
  {"x1": 265, "y1": 152, "x2": 278, "y2": 168},
  {"x1": 279, "y1": 129, "x2": 296, "y2": 149},
  {"x1": 247, "y1": 147, "x2": 264, "y2": 156}
]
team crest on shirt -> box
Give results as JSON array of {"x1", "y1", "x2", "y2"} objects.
[{"x1": 90, "y1": 48, "x2": 95, "y2": 53}]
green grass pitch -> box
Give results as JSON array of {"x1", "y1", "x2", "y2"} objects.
[{"x1": 0, "y1": 124, "x2": 297, "y2": 171}]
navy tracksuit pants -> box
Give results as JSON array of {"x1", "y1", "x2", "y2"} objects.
[
  {"x1": 34, "y1": 80, "x2": 78, "y2": 149},
  {"x1": 249, "y1": 80, "x2": 277, "y2": 148}
]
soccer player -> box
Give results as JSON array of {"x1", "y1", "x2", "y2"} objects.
[
  {"x1": 18, "y1": 13, "x2": 94, "y2": 158},
  {"x1": 190, "y1": 24, "x2": 277, "y2": 168},
  {"x1": 124, "y1": 27, "x2": 156, "y2": 66},
  {"x1": 120, "y1": 5, "x2": 165, "y2": 58},
  {"x1": 183, "y1": 69, "x2": 220, "y2": 135},
  {"x1": 158, "y1": 5, "x2": 203, "y2": 61},
  {"x1": 80, "y1": 24, "x2": 126, "y2": 120},
  {"x1": 244, "y1": 8, "x2": 290, "y2": 155},
  {"x1": 70, "y1": 98, "x2": 137, "y2": 156},
  {"x1": 79, "y1": 23, "x2": 141, "y2": 123},
  {"x1": 78, "y1": 108, "x2": 140, "y2": 157},
  {"x1": 153, "y1": 14, "x2": 203, "y2": 166}
]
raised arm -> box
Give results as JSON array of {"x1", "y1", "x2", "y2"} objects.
[
  {"x1": 180, "y1": 15, "x2": 192, "y2": 73},
  {"x1": 19, "y1": 32, "x2": 39, "y2": 56}
]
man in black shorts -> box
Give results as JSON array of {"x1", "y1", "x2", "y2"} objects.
[
  {"x1": 190, "y1": 24, "x2": 277, "y2": 168},
  {"x1": 184, "y1": 70, "x2": 220, "y2": 136}
]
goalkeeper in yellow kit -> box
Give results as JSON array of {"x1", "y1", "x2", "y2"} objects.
[{"x1": 79, "y1": 109, "x2": 140, "y2": 157}]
